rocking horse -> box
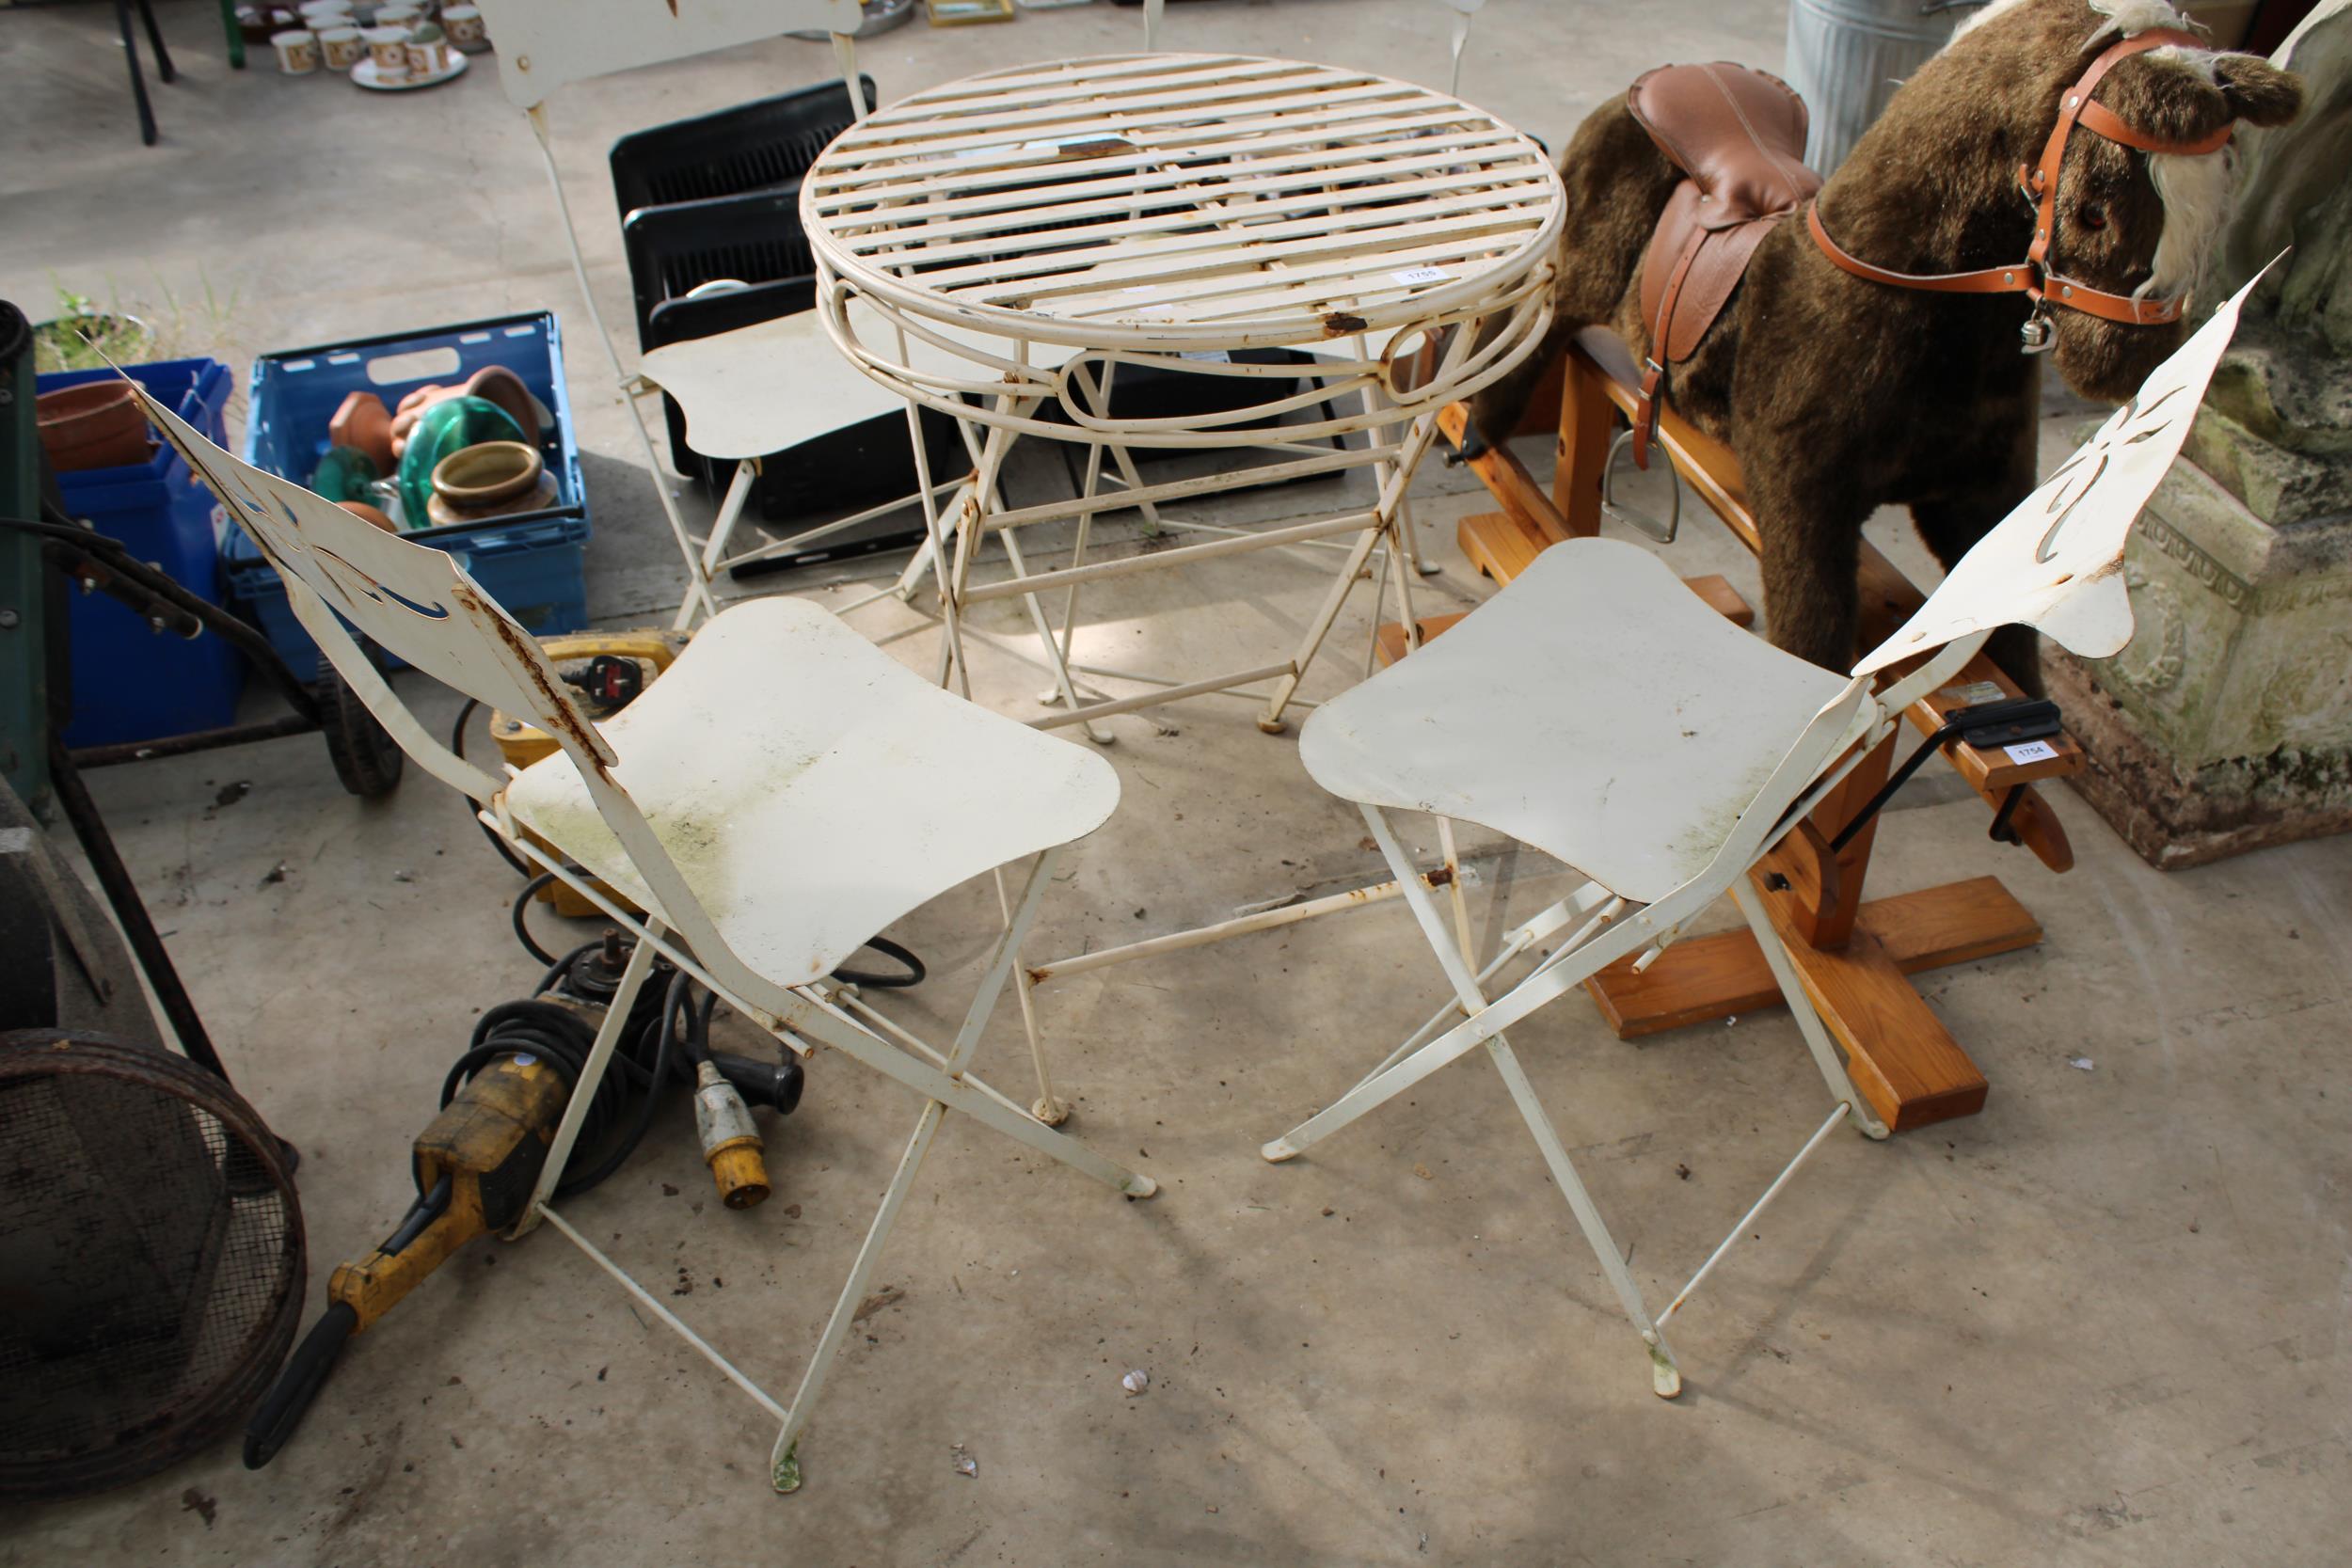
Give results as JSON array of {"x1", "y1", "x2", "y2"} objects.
[{"x1": 1425, "y1": 0, "x2": 2303, "y2": 1130}]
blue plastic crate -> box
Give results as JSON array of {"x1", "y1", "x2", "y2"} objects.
[
  {"x1": 234, "y1": 514, "x2": 591, "y2": 682},
  {"x1": 228, "y1": 311, "x2": 590, "y2": 674},
  {"x1": 40, "y1": 357, "x2": 248, "y2": 749}
]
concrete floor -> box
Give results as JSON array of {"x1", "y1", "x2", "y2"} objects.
[{"x1": 7, "y1": 2, "x2": 2352, "y2": 1563}]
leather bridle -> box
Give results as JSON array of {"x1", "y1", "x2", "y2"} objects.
[{"x1": 1807, "y1": 28, "x2": 2233, "y2": 348}]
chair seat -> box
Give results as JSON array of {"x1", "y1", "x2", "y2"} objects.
[
  {"x1": 1298, "y1": 538, "x2": 1850, "y2": 904},
  {"x1": 504, "y1": 596, "x2": 1120, "y2": 988},
  {"x1": 641, "y1": 299, "x2": 1086, "y2": 462}
]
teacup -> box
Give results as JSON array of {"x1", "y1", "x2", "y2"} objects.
[
  {"x1": 440, "y1": 6, "x2": 486, "y2": 51},
  {"x1": 362, "y1": 24, "x2": 410, "y2": 76},
  {"x1": 270, "y1": 28, "x2": 320, "y2": 73},
  {"x1": 317, "y1": 24, "x2": 365, "y2": 69},
  {"x1": 405, "y1": 26, "x2": 450, "y2": 78}
]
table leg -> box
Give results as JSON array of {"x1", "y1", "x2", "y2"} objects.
[{"x1": 1255, "y1": 404, "x2": 1446, "y2": 732}]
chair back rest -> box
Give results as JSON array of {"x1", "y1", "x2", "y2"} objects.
[
  {"x1": 1854, "y1": 268, "x2": 2265, "y2": 679},
  {"x1": 471, "y1": 0, "x2": 862, "y2": 109},
  {"x1": 1671, "y1": 672, "x2": 1873, "y2": 914},
  {"x1": 127, "y1": 384, "x2": 771, "y2": 1006},
  {"x1": 136, "y1": 389, "x2": 611, "y2": 768}
]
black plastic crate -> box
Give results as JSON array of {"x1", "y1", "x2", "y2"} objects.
[
  {"x1": 622, "y1": 186, "x2": 819, "y2": 350},
  {"x1": 609, "y1": 77, "x2": 873, "y2": 219}
]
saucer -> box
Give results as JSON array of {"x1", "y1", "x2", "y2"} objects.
[{"x1": 352, "y1": 51, "x2": 466, "y2": 90}]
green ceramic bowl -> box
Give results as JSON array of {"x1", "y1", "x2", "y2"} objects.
[
  {"x1": 396, "y1": 395, "x2": 526, "y2": 526},
  {"x1": 309, "y1": 444, "x2": 379, "y2": 503}
]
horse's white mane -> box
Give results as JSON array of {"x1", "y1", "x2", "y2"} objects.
[
  {"x1": 2087, "y1": 0, "x2": 2199, "y2": 41},
  {"x1": 1952, "y1": 0, "x2": 2199, "y2": 45},
  {"x1": 1947, "y1": 0, "x2": 2236, "y2": 304}
]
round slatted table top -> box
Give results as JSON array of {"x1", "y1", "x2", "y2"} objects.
[{"x1": 801, "y1": 52, "x2": 1564, "y2": 350}]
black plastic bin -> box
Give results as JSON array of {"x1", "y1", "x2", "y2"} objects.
[
  {"x1": 622, "y1": 185, "x2": 820, "y2": 350},
  {"x1": 609, "y1": 77, "x2": 873, "y2": 219}
]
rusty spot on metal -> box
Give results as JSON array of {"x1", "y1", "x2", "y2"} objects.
[
  {"x1": 1426, "y1": 865, "x2": 1455, "y2": 888},
  {"x1": 1025, "y1": 965, "x2": 1051, "y2": 984},
  {"x1": 1323, "y1": 312, "x2": 1369, "y2": 337},
  {"x1": 462, "y1": 586, "x2": 611, "y2": 776}
]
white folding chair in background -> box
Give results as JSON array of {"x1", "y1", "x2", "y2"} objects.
[
  {"x1": 473, "y1": 0, "x2": 880, "y2": 630},
  {"x1": 1263, "y1": 276, "x2": 2263, "y2": 1398},
  {"x1": 130, "y1": 392, "x2": 1155, "y2": 1492}
]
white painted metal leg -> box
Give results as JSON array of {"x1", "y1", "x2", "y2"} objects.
[
  {"x1": 1344, "y1": 807, "x2": 1678, "y2": 1395},
  {"x1": 510, "y1": 923, "x2": 662, "y2": 1238},
  {"x1": 767, "y1": 847, "x2": 1098, "y2": 1492},
  {"x1": 832, "y1": 32, "x2": 864, "y2": 120},
  {"x1": 523, "y1": 109, "x2": 718, "y2": 629},
  {"x1": 768, "y1": 1097, "x2": 946, "y2": 1493},
  {"x1": 1256, "y1": 409, "x2": 1444, "y2": 730},
  {"x1": 536, "y1": 1203, "x2": 787, "y2": 1420},
  {"x1": 697, "y1": 459, "x2": 759, "y2": 578},
  {"x1": 1261, "y1": 896, "x2": 1640, "y2": 1164},
  {"x1": 1729, "y1": 879, "x2": 1890, "y2": 1140},
  {"x1": 986, "y1": 851, "x2": 1070, "y2": 1123},
  {"x1": 997, "y1": 527, "x2": 1115, "y2": 745},
  {"x1": 1252, "y1": 518, "x2": 1384, "y2": 734},
  {"x1": 939, "y1": 400, "x2": 1027, "y2": 699},
  {"x1": 1653, "y1": 1100, "x2": 1850, "y2": 1335},
  {"x1": 1481, "y1": 1035, "x2": 1681, "y2": 1398}
]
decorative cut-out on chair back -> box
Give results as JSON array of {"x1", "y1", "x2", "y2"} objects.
[
  {"x1": 130, "y1": 388, "x2": 616, "y2": 773},
  {"x1": 1855, "y1": 267, "x2": 2269, "y2": 678},
  {"x1": 471, "y1": 0, "x2": 861, "y2": 109}
]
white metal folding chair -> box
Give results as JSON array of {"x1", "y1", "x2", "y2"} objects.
[
  {"x1": 128, "y1": 388, "x2": 1154, "y2": 1492},
  {"x1": 473, "y1": 0, "x2": 897, "y2": 629},
  {"x1": 1263, "y1": 277, "x2": 2260, "y2": 1398}
]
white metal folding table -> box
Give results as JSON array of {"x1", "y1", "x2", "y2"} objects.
[{"x1": 799, "y1": 51, "x2": 1564, "y2": 735}]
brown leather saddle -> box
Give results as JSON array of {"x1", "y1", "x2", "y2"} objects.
[{"x1": 1627, "y1": 61, "x2": 1820, "y2": 467}]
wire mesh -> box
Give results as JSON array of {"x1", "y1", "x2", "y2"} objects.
[{"x1": 0, "y1": 1033, "x2": 304, "y2": 1499}]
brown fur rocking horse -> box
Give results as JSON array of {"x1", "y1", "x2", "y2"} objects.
[{"x1": 1465, "y1": 0, "x2": 2303, "y2": 681}]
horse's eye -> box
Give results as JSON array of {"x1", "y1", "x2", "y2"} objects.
[{"x1": 2080, "y1": 200, "x2": 2110, "y2": 230}]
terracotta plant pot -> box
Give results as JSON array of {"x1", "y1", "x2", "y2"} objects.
[
  {"x1": 335, "y1": 499, "x2": 398, "y2": 532},
  {"x1": 329, "y1": 391, "x2": 396, "y2": 471},
  {"x1": 37, "y1": 381, "x2": 152, "y2": 473},
  {"x1": 388, "y1": 368, "x2": 539, "y2": 457},
  {"x1": 426, "y1": 440, "x2": 556, "y2": 526},
  {"x1": 388, "y1": 382, "x2": 446, "y2": 456},
  {"x1": 456, "y1": 366, "x2": 540, "y2": 446}
]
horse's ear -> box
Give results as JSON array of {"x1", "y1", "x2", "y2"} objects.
[{"x1": 2214, "y1": 55, "x2": 2303, "y2": 128}]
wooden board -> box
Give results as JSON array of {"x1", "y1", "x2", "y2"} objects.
[
  {"x1": 1439, "y1": 405, "x2": 1566, "y2": 549},
  {"x1": 1585, "y1": 875, "x2": 2026, "y2": 1132},
  {"x1": 1913, "y1": 652, "x2": 2086, "y2": 791},
  {"x1": 1458, "y1": 508, "x2": 1549, "y2": 584},
  {"x1": 1586, "y1": 875, "x2": 2041, "y2": 1036}
]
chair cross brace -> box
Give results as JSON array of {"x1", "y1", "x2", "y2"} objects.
[{"x1": 1260, "y1": 802, "x2": 1884, "y2": 1396}]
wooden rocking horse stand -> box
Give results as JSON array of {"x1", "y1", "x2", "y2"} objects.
[{"x1": 1415, "y1": 55, "x2": 2188, "y2": 1135}]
